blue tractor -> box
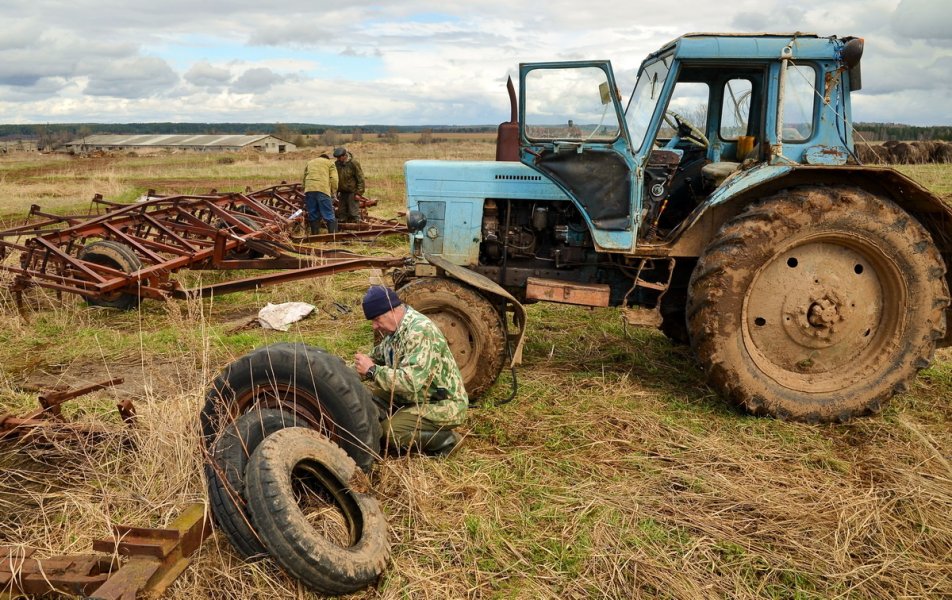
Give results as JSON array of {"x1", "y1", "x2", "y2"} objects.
[{"x1": 396, "y1": 33, "x2": 952, "y2": 422}]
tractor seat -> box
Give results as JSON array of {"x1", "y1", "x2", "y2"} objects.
[{"x1": 701, "y1": 161, "x2": 741, "y2": 187}]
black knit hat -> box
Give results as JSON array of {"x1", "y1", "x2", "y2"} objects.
[
  {"x1": 362, "y1": 285, "x2": 401, "y2": 319},
  {"x1": 333, "y1": 147, "x2": 347, "y2": 157}
]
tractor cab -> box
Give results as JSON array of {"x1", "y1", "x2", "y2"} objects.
[{"x1": 519, "y1": 33, "x2": 864, "y2": 247}]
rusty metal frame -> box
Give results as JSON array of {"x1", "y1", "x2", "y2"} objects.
[
  {"x1": 0, "y1": 184, "x2": 408, "y2": 306},
  {"x1": 0, "y1": 504, "x2": 210, "y2": 599},
  {"x1": 0, "y1": 378, "x2": 133, "y2": 444}
]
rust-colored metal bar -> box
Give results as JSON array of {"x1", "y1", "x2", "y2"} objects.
[
  {"x1": 0, "y1": 378, "x2": 129, "y2": 442},
  {"x1": 173, "y1": 255, "x2": 408, "y2": 298},
  {"x1": 39, "y1": 377, "x2": 124, "y2": 406},
  {"x1": 88, "y1": 503, "x2": 211, "y2": 600},
  {"x1": 0, "y1": 504, "x2": 210, "y2": 600},
  {"x1": 0, "y1": 547, "x2": 115, "y2": 596}
]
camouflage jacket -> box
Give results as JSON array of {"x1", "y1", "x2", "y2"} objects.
[
  {"x1": 370, "y1": 306, "x2": 468, "y2": 426},
  {"x1": 335, "y1": 155, "x2": 365, "y2": 195},
  {"x1": 302, "y1": 156, "x2": 338, "y2": 196}
]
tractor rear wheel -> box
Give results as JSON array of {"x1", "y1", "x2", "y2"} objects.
[
  {"x1": 398, "y1": 278, "x2": 506, "y2": 400},
  {"x1": 687, "y1": 185, "x2": 948, "y2": 422}
]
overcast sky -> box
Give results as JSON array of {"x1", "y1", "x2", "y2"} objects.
[{"x1": 1, "y1": 0, "x2": 950, "y2": 126}]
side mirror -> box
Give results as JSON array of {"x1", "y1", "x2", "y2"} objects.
[
  {"x1": 407, "y1": 210, "x2": 427, "y2": 233},
  {"x1": 841, "y1": 38, "x2": 864, "y2": 69},
  {"x1": 842, "y1": 38, "x2": 864, "y2": 91}
]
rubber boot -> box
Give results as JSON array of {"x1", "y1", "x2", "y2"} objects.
[
  {"x1": 418, "y1": 430, "x2": 462, "y2": 457},
  {"x1": 308, "y1": 220, "x2": 320, "y2": 235},
  {"x1": 326, "y1": 220, "x2": 339, "y2": 234}
]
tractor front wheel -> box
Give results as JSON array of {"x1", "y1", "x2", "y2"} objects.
[{"x1": 398, "y1": 278, "x2": 506, "y2": 400}]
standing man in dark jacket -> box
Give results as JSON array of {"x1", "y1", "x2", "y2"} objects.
[{"x1": 333, "y1": 147, "x2": 365, "y2": 224}]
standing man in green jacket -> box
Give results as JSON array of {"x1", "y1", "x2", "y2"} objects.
[
  {"x1": 333, "y1": 147, "x2": 365, "y2": 224},
  {"x1": 353, "y1": 285, "x2": 467, "y2": 456},
  {"x1": 302, "y1": 152, "x2": 338, "y2": 234}
]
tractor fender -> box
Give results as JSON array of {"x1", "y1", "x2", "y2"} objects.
[
  {"x1": 669, "y1": 163, "x2": 952, "y2": 346},
  {"x1": 423, "y1": 253, "x2": 527, "y2": 366},
  {"x1": 669, "y1": 163, "x2": 952, "y2": 262}
]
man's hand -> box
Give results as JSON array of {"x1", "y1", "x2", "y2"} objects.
[{"x1": 354, "y1": 352, "x2": 375, "y2": 377}]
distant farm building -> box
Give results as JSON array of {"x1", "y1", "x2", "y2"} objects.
[
  {"x1": 64, "y1": 134, "x2": 296, "y2": 154},
  {"x1": 0, "y1": 136, "x2": 39, "y2": 153}
]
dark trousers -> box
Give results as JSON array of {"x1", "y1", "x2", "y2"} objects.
[
  {"x1": 338, "y1": 191, "x2": 360, "y2": 222},
  {"x1": 369, "y1": 393, "x2": 448, "y2": 449},
  {"x1": 304, "y1": 191, "x2": 335, "y2": 225}
]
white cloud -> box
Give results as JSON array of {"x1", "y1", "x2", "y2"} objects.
[
  {"x1": 184, "y1": 62, "x2": 232, "y2": 89},
  {"x1": 893, "y1": 0, "x2": 952, "y2": 40},
  {"x1": 84, "y1": 57, "x2": 180, "y2": 98},
  {"x1": 231, "y1": 67, "x2": 286, "y2": 94},
  {"x1": 0, "y1": 1, "x2": 949, "y2": 125}
]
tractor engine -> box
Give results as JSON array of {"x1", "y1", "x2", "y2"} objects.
[{"x1": 479, "y1": 198, "x2": 593, "y2": 269}]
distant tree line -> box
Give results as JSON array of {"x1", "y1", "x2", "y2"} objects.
[
  {"x1": 854, "y1": 123, "x2": 952, "y2": 142},
  {"x1": 7, "y1": 121, "x2": 949, "y2": 150},
  {"x1": 0, "y1": 123, "x2": 498, "y2": 150}
]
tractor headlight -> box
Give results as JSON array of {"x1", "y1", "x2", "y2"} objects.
[{"x1": 407, "y1": 210, "x2": 427, "y2": 233}]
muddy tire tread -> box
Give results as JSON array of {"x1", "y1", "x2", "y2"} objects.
[
  {"x1": 245, "y1": 428, "x2": 390, "y2": 594},
  {"x1": 687, "y1": 185, "x2": 949, "y2": 422},
  {"x1": 206, "y1": 408, "x2": 302, "y2": 560}
]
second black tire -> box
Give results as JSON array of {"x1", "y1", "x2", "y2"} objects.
[
  {"x1": 246, "y1": 427, "x2": 390, "y2": 595},
  {"x1": 205, "y1": 408, "x2": 301, "y2": 560}
]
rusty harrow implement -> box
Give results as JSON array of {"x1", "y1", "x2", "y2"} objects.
[{"x1": 0, "y1": 184, "x2": 407, "y2": 308}]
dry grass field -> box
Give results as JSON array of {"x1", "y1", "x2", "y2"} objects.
[{"x1": 0, "y1": 142, "x2": 949, "y2": 599}]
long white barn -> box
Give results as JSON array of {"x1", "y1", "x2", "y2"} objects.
[{"x1": 64, "y1": 134, "x2": 296, "y2": 154}]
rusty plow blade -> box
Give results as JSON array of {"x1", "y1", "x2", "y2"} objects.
[{"x1": 0, "y1": 183, "x2": 409, "y2": 307}]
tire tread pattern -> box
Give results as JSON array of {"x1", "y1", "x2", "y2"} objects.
[
  {"x1": 687, "y1": 185, "x2": 949, "y2": 422},
  {"x1": 205, "y1": 408, "x2": 301, "y2": 560},
  {"x1": 245, "y1": 427, "x2": 390, "y2": 594},
  {"x1": 201, "y1": 343, "x2": 381, "y2": 472}
]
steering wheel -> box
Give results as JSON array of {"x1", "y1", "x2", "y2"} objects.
[{"x1": 663, "y1": 110, "x2": 709, "y2": 148}]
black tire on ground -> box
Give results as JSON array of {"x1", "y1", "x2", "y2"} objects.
[
  {"x1": 245, "y1": 427, "x2": 390, "y2": 595},
  {"x1": 687, "y1": 185, "x2": 949, "y2": 422},
  {"x1": 201, "y1": 343, "x2": 381, "y2": 472},
  {"x1": 77, "y1": 240, "x2": 142, "y2": 309},
  {"x1": 205, "y1": 408, "x2": 302, "y2": 560},
  {"x1": 658, "y1": 259, "x2": 696, "y2": 345},
  {"x1": 221, "y1": 214, "x2": 264, "y2": 259},
  {"x1": 397, "y1": 278, "x2": 506, "y2": 400}
]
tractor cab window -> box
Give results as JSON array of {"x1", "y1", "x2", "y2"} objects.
[
  {"x1": 658, "y1": 81, "x2": 710, "y2": 148},
  {"x1": 782, "y1": 64, "x2": 816, "y2": 141},
  {"x1": 524, "y1": 67, "x2": 621, "y2": 141},
  {"x1": 640, "y1": 80, "x2": 711, "y2": 239},
  {"x1": 625, "y1": 56, "x2": 672, "y2": 152},
  {"x1": 720, "y1": 79, "x2": 752, "y2": 139}
]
